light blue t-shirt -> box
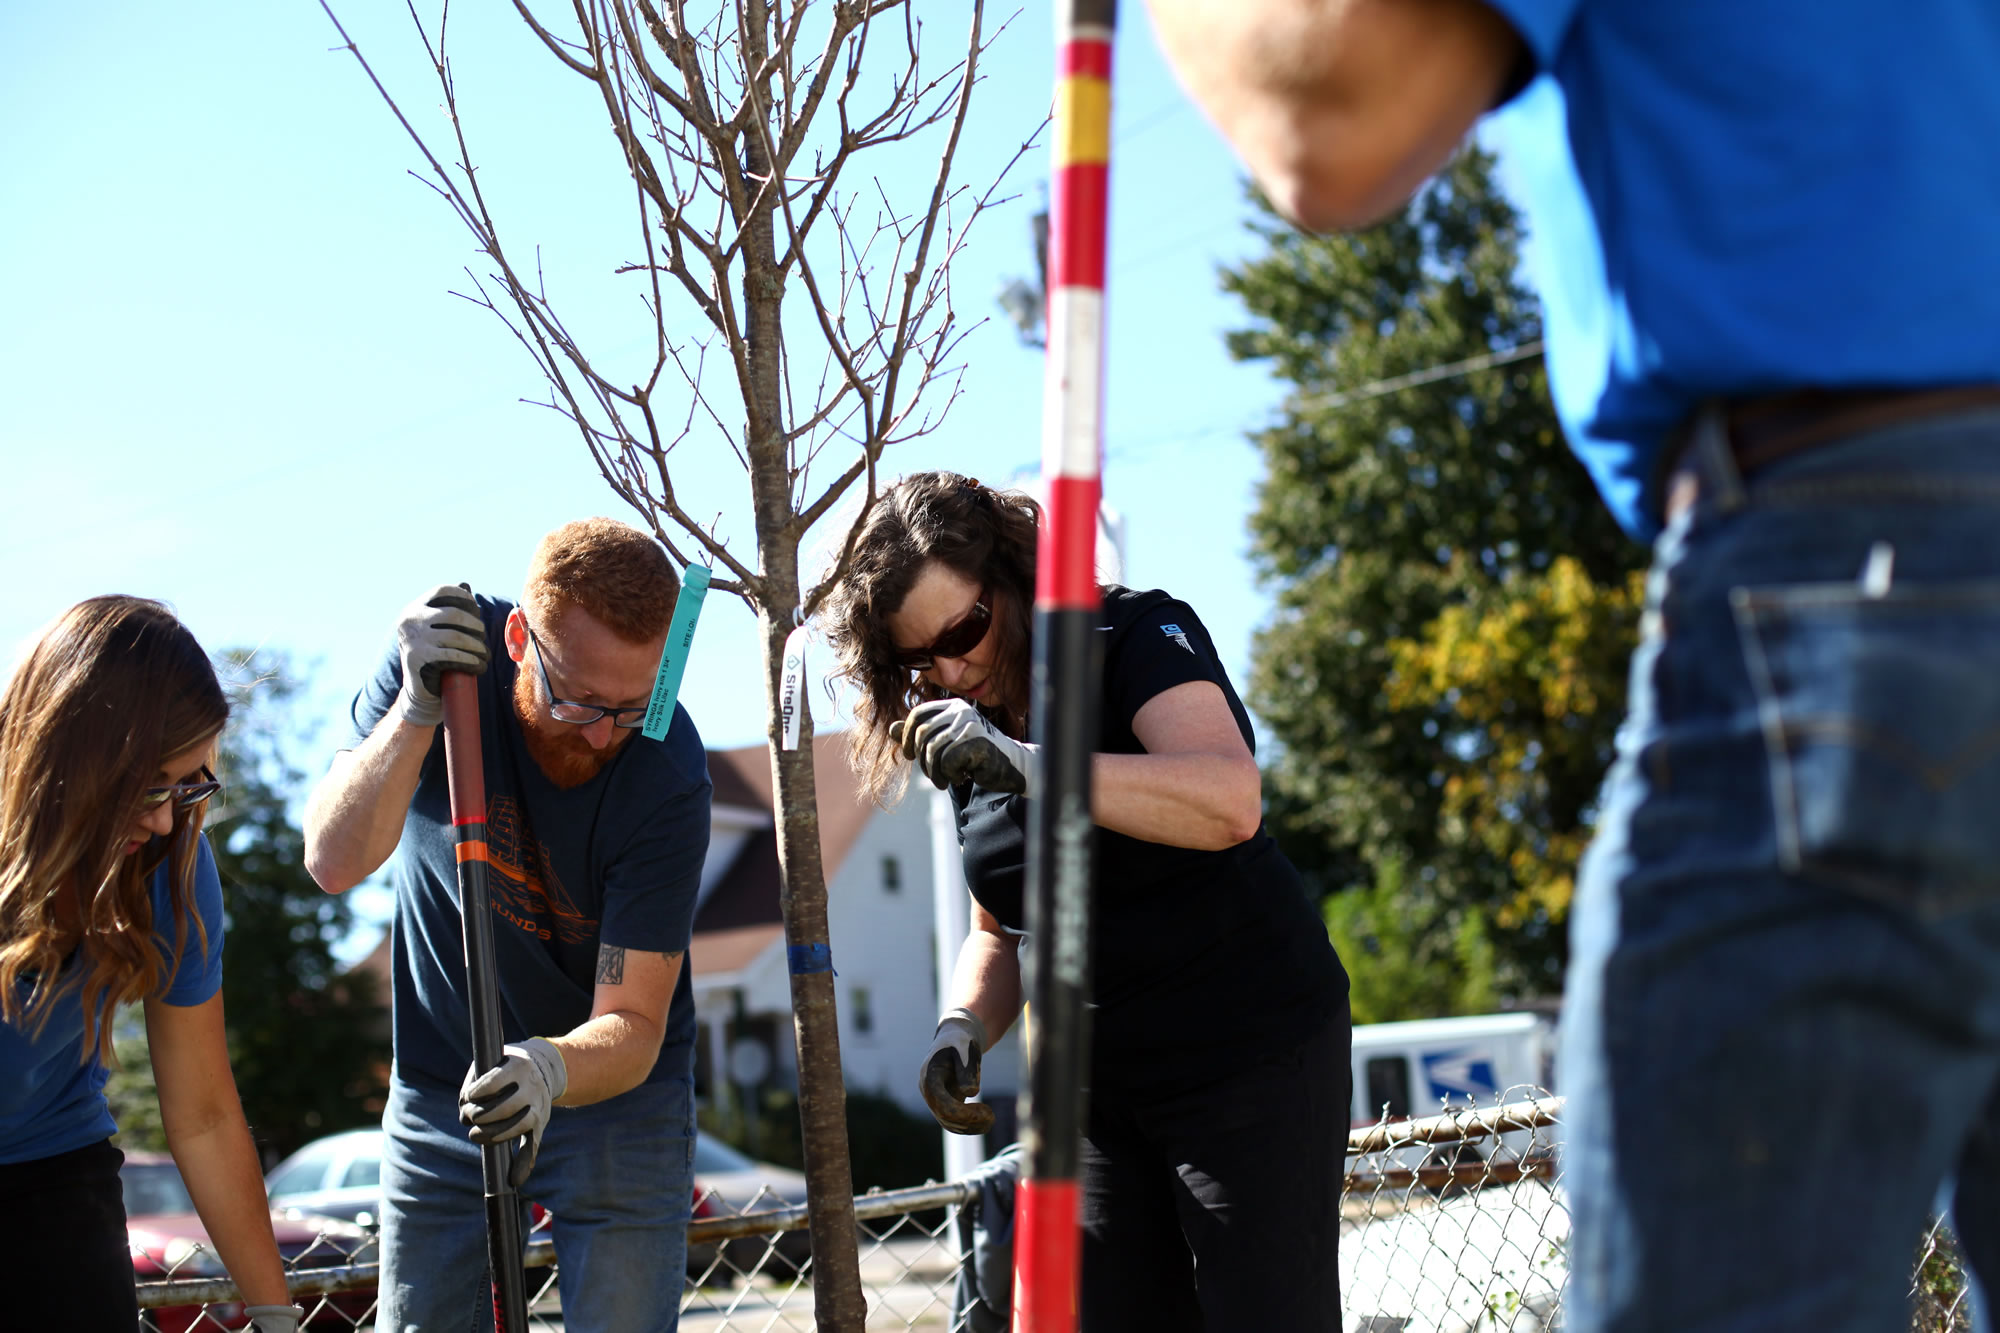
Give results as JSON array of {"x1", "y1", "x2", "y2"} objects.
[
  {"x1": 0, "y1": 835, "x2": 225, "y2": 1165},
  {"x1": 1484, "y1": 0, "x2": 2000, "y2": 538}
]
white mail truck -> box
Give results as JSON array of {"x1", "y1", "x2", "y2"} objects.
[{"x1": 1349, "y1": 1011, "x2": 1557, "y2": 1180}]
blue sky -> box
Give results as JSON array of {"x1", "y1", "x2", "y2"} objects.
[
  {"x1": 1, "y1": 2, "x2": 1284, "y2": 735},
  {"x1": 0, "y1": 3, "x2": 1512, "y2": 949}
]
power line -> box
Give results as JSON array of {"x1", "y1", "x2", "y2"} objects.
[
  {"x1": 1111, "y1": 219, "x2": 1239, "y2": 277},
  {"x1": 1293, "y1": 340, "x2": 1544, "y2": 412},
  {"x1": 1115, "y1": 98, "x2": 1189, "y2": 145},
  {"x1": 1103, "y1": 340, "x2": 1549, "y2": 462}
]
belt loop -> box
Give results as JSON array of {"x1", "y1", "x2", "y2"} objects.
[{"x1": 1691, "y1": 398, "x2": 1746, "y2": 513}]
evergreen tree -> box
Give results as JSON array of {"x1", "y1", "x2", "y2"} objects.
[
  {"x1": 104, "y1": 1008, "x2": 165, "y2": 1151},
  {"x1": 1225, "y1": 148, "x2": 1644, "y2": 1005},
  {"x1": 210, "y1": 651, "x2": 387, "y2": 1162},
  {"x1": 1325, "y1": 858, "x2": 1496, "y2": 1025},
  {"x1": 107, "y1": 653, "x2": 387, "y2": 1161}
]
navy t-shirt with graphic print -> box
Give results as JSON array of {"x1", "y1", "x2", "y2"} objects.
[
  {"x1": 951, "y1": 586, "x2": 1347, "y2": 1093},
  {"x1": 346, "y1": 595, "x2": 712, "y2": 1093}
]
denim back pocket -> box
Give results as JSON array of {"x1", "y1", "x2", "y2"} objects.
[{"x1": 1732, "y1": 579, "x2": 2000, "y2": 916}]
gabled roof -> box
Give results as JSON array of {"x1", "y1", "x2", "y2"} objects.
[
  {"x1": 341, "y1": 734, "x2": 878, "y2": 986},
  {"x1": 690, "y1": 922, "x2": 788, "y2": 980},
  {"x1": 691, "y1": 733, "x2": 876, "y2": 944},
  {"x1": 707, "y1": 743, "x2": 767, "y2": 812}
]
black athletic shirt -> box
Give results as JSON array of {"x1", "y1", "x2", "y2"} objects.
[{"x1": 951, "y1": 586, "x2": 1347, "y2": 1093}]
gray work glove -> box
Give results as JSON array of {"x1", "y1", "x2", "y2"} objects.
[
  {"x1": 919, "y1": 1007, "x2": 995, "y2": 1135},
  {"x1": 394, "y1": 583, "x2": 489, "y2": 728},
  {"x1": 890, "y1": 700, "x2": 1037, "y2": 797},
  {"x1": 245, "y1": 1305, "x2": 304, "y2": 1333},
  {"x1": 460, "y1": 1036, "x2": 568, "y2": 1188}
]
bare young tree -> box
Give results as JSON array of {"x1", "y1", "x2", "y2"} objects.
[{"x1": 319, "y1": 1, "x2": 1028, "y2": 1324}]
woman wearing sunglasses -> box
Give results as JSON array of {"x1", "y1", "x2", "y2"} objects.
[
  {"x1": 0, "y1": 597, "x2": 299, "y2": 1331},
  {"x1": 823, "y1": 472, "x2": 1351, "y2": 1330}
]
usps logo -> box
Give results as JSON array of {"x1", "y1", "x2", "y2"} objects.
[
  {"x1": 1422, "y1": 1048, "x2": 1498, "y2": 1107},
  {"x1": 1159, "y1": 623, "x2": 1194, "y2": 654}
]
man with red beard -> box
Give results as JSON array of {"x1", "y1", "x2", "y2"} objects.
[{"x1": 306, "y1": 518, "x2": 711, "y2": 1332}]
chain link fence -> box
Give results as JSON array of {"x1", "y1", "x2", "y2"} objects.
[
  {"x1": 1914, "y1": 1217, "x2": 1975, "y2": 1333},
  {"x1": 134, "y1": 1175, "x2": 977, "y2": 1331},
  {"x1": 136, "y1": 1090, "x2": 1974, "y2": 1331},
  {"x1": 1341, "y1": 1087, "x2": 1569, "y2": 1332},
  {"x1": 1340, "y1": 1088, "x2": 1974, "y2": 1333}
]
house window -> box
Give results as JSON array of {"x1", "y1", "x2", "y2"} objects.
[
  {"x1": 1363, "y1": 1056, "x2": 1412, "y2": 1122},
  {"x1": 853, "y1": 986, "x2": 875, "y2": 1036},
  {"x1": 882, "y1": 856, "x2": 902, "y2": 893}
]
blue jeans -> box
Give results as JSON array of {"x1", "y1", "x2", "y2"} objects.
[
  {"x1": 377, "y1": 1069, "x2": 694, "y2": 1333},
  {"x1": 1562, "y1": 408, "x2": 2000, "y2": 1332}
]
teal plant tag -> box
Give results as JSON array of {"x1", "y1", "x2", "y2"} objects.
[{"x1": 643, "y1": 563, "x2": 712, "y2": 740}]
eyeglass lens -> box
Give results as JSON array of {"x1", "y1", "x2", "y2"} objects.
[
  {"x1": 143, "y1": 769, "x2": 222, "y2": 809},
  {"x1": 548, "y1": 701, "x2": 648, "y2": 728},
  {"x1": 532, "y1": 624, "x2": 647, "y2": 728},
  {"x1": 901, "y1": 596, "x2": 990, "y2": 668}
]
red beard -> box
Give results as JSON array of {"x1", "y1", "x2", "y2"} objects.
[{"x1": 512, "y1": 668, "x2": 628, "y2": 789}]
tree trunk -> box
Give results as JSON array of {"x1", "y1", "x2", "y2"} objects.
[
  {"x1": 735, "y1": 2, "x2": 864, "y2": 1305},
  {"x1": 758, "y1": 577, "x2": 867, "y2": 1330}
]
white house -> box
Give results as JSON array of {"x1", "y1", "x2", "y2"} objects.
[{"x1": 690, "y1": 734, "x2": 1022, "y2": 1146}]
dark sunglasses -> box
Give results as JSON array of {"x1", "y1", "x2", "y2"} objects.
[
  {"x1": 527, "y1": 624, "x2": 648, "y2": 729},
  {"x1": 896, "y1": 590, "x2": 992, "y2": 671},
  {"x1": 141, "y1": 766, "x2": 223, "y2": 811}
]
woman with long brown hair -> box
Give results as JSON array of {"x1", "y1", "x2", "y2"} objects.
[
  {"x1": 0, "y1": 597, "x2": 299, "y2": 1331},
  {"x1": 824, "y1": 472, "x2": 1352, "y2": 1330}
]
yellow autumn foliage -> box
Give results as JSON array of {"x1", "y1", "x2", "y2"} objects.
[{"x1": 1385, "y1": 557, "x2": 1644, "y2": 927}]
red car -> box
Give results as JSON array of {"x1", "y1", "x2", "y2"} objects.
[{"x1": 123, "y1": 1151, "x2": 377, "y2": 1331}]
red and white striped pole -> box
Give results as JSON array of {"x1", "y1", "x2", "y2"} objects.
[{"x1": 1015, "y1": 3, "x2": 1114, "y2": 1330}]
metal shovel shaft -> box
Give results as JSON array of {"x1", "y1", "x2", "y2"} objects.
[{"x1": 441, "y1": 671, "x2": 531, "y2": 1332}]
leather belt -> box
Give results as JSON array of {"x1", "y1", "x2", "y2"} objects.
[{"x1": 1661, "y1": 385, "x2": 2000, "y2": 525}]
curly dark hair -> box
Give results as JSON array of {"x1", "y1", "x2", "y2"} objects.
[{"x1": 821, "y1": 472, "x2": 1041, "y2": 804}]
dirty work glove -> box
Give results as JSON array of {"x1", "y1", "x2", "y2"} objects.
[
  {"x1": 889, "y1": 699, "x2": 1037, "y2": 796},
  {"x1": 245, "y1": 1306, "x2": 304, "y2": 1333},
  {"x1": 920, "y1": 1007, "x2": 995, "y2": 1136},
  {"x1": 460, "y1": 1037, "x2": 568, "y2": 1188},
  {"x1": 394, "y1": 583, "x2": 489, "y2": 728}
]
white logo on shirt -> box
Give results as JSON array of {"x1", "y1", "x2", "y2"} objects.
[{"x1": 1160, "y1": 623, "x2": 1193, "y2": 654}]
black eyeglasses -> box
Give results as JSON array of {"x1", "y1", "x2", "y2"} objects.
[
  {"x1": 896, "y1": 589, "x2": 992, "y2": 671},
  {"x1": 142, "y1": 766, "x2": 223, "y2": 810},
  {"x1": 526, "y1": 624, "x2": 649, "y2": 728}
]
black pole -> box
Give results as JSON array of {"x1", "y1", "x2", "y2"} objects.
[{"x1": 441, "y1": 670, "x2": 531, "y2": 1333}]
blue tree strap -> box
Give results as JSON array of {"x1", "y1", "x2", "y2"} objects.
[
  {"x1": 787, "y1": 942, "x2": 834, "y2": 976},
  {"x1": 643, "y1": 563, "x2": 712, "y2": 741}
]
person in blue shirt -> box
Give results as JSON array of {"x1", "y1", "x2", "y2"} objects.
[
  {"x1": 1147, "y1": 2, "x2": 2000, "y2": 1329},
  {"x1": 0, "y1": 597, "x2": 299, "y2": 1332},
  {"x1": 304, "y1": 519, "x2": 712, "y2": 1333}
]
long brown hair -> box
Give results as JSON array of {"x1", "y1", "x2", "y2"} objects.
[
  {"x1": 821, "y1": 472, "x2": 1042, "y2": 804},
  {"x1": 0, "y1": 597, "x2": 229, "y2": 1060}
]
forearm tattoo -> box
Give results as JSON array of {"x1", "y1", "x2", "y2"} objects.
[{"x1": 592, "y1": 945, "x2": 684, "y2": 986}]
